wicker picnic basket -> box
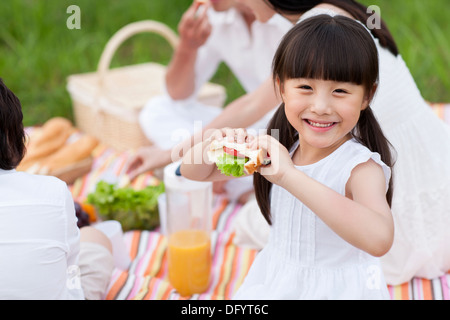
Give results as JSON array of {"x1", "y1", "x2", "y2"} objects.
[{"x1": 67, "y1": 20, "x2": 226, "y2": 151}]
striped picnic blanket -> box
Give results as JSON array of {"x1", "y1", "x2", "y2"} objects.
[{"x1": 69, "y1": 103, "x2": 450, "y2": 300}]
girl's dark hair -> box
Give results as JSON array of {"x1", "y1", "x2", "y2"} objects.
[
  {"x1": 254, "y1": 15, "x2": 394, "y2": 225},
  {"x1": 0, "y1": 78, "x2": 26, "y2": 170},
  {"x1": 265, "y1": 0, "x2": 399, "y2": 56}
]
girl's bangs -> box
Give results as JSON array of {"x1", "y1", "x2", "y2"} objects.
[{"x1": 276, "y1": 15, "x2": 378, "y2": 89}]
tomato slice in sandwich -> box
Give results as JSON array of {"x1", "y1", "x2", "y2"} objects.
[{"x1": 223, "y1": 146, "x2": 247, "y2": 159}]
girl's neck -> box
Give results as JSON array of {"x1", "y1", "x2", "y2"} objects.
[{"x1": 293, "y1": 134, "x2": 352, "y2": 166}]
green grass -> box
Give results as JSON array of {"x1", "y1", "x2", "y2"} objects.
[
  {"x1": 360, "y1": 0, "x2": 450, "y2": 102},
  {"x1": 0, "y1": 0, "x2": 448, "y2": 127}
]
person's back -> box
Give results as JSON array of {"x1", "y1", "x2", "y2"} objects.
[{"x1": 0, "y1": 169, "x2": 83, "y2": 299}]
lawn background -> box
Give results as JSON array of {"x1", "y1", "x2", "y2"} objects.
[{"x1": 0, "y1": 0, "x2": 448, "y2": 127}]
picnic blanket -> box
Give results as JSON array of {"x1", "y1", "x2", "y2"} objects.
[{"x1": 69, "y1": 103, "x2": 450, "y2": 300}]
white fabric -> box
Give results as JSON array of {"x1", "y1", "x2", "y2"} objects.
[
  {"x1": 232, "y1": 195, "x2": 270, "y2": 250},
  {"x1": 0, "y1": 169, "x2": 84, "y2": 300},
  {"x1": 299, "y1": 6, "x2": 450, "y2": 286},
  {"x1": 233, "y1": 139, "x2": 391, "y2": 300},
  {"x1": 372, "y1": 28, "x2": 450, "y2": 285},
  {"x1": 139, "y1": 8, "x2": 292, "y2": 150},
  {"x1": 193, "y1": 9, "x2": 292, "y2": 96},
  {"x1": 79, "y1": 242, "x2": 114, "y2": 300}
]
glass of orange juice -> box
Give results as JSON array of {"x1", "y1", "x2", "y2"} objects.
[{"x1": 164, "y1": 162, "x2": 213, "y2": 297}]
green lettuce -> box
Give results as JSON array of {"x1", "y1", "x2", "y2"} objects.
[
  {"x1": 86, "y1": 181, "x2": 165, "y2": 231},
  {"x1": 216, "y1": 153, "x2": 248, "y2": 177}
]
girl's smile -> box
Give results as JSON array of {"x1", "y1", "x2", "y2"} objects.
[
  {"x1": 304, "y1": 119, "x2": 337, "y2": 131},
  {"x1": 280, "y1": 78, "x2": 372, "y2": 163}
]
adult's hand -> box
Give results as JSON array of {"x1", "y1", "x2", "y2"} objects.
[
  {"x1": 178, "y1": 1, "x2": 212, "y2": 50},
  {"x1": 165, "y1": 1, "x2": 212, "y2": 100},
  {"x1": 125, "y1": 145, "x2": 172, "y2": 181}
]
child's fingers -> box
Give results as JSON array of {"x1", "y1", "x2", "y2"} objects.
[
  {"x1": 210, "y1": 128, "x2": 225, "y2": 141},
  {"x1": 235, "y1": 128, "x2": 247, "y2": 144},
  {"x1": 225, "y1": 128, "x2": 235, "y2": 143},
  {"x1": 246, "y1": 134, "x2": 256, "y2": 145},
  {"x1": 255, "y1": 135, "x2": 274, "y2": 154}
]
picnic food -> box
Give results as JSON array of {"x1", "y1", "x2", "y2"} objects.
[
  {"x1": 19, "y1": 117, "x2": 73, "y2": 170},
  {"x1": 39, "y1": 135, "x2": 99, "y2": 173},
  {"x1": 18, "y1": 117, "x2": 99, "y2": 183},
  {"x1": 168, "y1": 230, "x2": 211, "y2": 297},
  {"x1": 74, "y1": 201, "x2": 91, "y2": 228},
  {"x1": 81, "y1": 202, "x2": 98, "y2": 223},
  {"x1": 207, "y1": 140, "x2": 270, "y2": 177},
  {"x1": 86, "y1": 181, "x2": 165, "y2": 231}
]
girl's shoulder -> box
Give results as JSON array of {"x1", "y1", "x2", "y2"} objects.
[{"x1": 339, "y1": 139, "x2": 391, "y2": 191}]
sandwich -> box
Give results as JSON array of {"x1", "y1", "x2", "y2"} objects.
[{"x1": 207, "y1": 139, "x2": 270, "y2": 177}]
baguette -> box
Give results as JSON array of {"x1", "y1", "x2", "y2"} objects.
[
  {"x1": 31, "y1": 117, "x2": 73, "y2": 146},
  {"x1": 18, "y1": 117, "x2": 74, "y2": 170},
  {"x1": 39, "y1": 135, "x2": 99, "y2": 173}
]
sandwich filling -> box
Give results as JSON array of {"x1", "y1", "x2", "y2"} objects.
[
  {"x1": 216, "y1": 147, "x2": 249, "y2": 177},
  {"x1": 208, "y1": 140, "x2": 269, "y2": 177}
]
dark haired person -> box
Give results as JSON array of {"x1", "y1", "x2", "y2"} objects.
[
  {"x1": 182, "y1": 15, "x2": 394, "y2": 299},
  {"x1": 232, "y1": 0, "x2": 450, "y2": 286},
  {"x1": 0, "y1": 78, "x2": 114, "y2": 299}
]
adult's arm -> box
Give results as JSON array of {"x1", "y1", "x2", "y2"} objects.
[
  {"x1": 126, "y1": 76, "x2": 281, "y2": 179},
  {"x1": 171, "y1": 76, "x2": 281, "y2": 161},
  {"x1": 165, "y1": 2, "x2": 212, "y2": 100}
]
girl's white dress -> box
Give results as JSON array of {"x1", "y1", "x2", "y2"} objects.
[
  {"x1": 233, "y1": 139, "x2": 392, "y2": 300},
  {"x1": 299, "y1": 7, "x2": 450, "y2": 286}
]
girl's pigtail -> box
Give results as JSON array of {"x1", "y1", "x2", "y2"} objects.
[{"x1": 353, "y1": 107, "x2": 395, "y2": 206}]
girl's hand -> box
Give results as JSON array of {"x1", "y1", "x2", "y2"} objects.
[
  {"x1": 178, "y1": 1, "x2": 212, "y2": 50},
  {"x1": 210, "y1": 127, "x2": 255, "y2": 145},
  {"x1": 250, "y1": 135, "x2": 294, "y2": 185}
]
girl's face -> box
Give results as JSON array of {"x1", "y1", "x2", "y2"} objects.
[
  {"x1": 235, "y1": 0, "x2": 275, "y2": 22},
  {"x1": 280, "y1": 78, "x2": 372, "y2": 154}
]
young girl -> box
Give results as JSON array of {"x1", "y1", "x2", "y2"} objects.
[
  {"x1": 181, "y1": 15, "x2": 394, "y2": 299},
  {"x1": 237, "y1": 0, "x2": 450, "y2": 286}
]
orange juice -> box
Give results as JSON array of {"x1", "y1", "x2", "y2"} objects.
[{"x1": 168, "y1": 230, "x2": 211, "y2": 296}]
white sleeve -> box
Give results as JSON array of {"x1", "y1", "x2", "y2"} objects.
[
  {"x1": 192, "y1": 43, "x2": 222, "y2": 98},
  {"x1": 185, "y1": 8, "x2": 224, "y2": 101},
  {"x1": 64, "y1": 186, "x2": 85, "y2": 299}
]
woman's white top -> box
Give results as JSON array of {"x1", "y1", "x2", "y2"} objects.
[
  {"x1": 139, "y1": 9, "x2": 292, "y2": 150},
  {"x1": 0, "y1": 169, "x2": 83, "y2": 299},
  {"x1": 299, "y1": 7, "x2": 450, "y2": 285},
  {"x1": 233, "y1": 139, "x2": 391, "y2": 299},
  {"x1": 193, "y1": 8, "x2": 292, "y2": 96}
]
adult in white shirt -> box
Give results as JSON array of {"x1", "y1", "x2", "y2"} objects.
[
  {"x1": 127, "y1": 0, "x2": 291, "y2": 201},
  {"x1": 0, "y1": 78, "x2": 114, "y2": 300}
]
